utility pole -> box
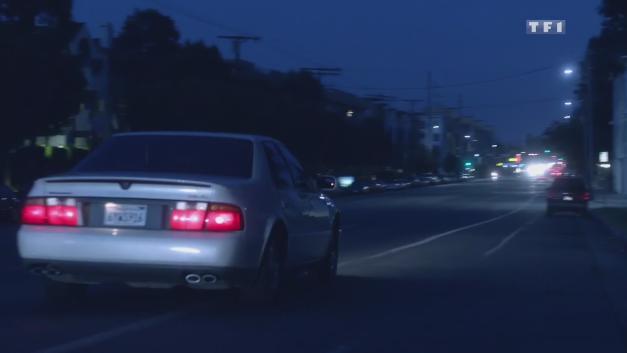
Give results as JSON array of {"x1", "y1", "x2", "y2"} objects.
[
  {"x1": 426, "y1": 72, "x2": 438, "y2": 171},
  {"x1": 401, "y1": 99, "x2": 424, "y2": 171},
  {"x1": 218, "y1": 35, "x2": 261, "y2": 62}
]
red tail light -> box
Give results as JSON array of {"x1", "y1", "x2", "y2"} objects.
[
  {"x1": 47, "y1": 206, "x2": 79, "y2": 226},
  {"x1": 205, "y1": 204, "x2": 243, "y2": 232},
  {"x1": 22, "y1": 203, "x2": 47, "y2": 225},
  {"x1": 21, "y1": 198, "x2": 80, "y2": 226},
  {"x1": 582, "y1": 192, "x2": 591, "y2": 201},
  {"x1": 170, "y1": 209, "x2": 206, "y2": 230},
  {"x1": 169, "y1": 202, "x2": 243, "y2": 232}
]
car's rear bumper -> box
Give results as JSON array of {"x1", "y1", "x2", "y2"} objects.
[
  {"x1": 18, "y1": 225, "x2": 262, "y2": 288},
  {"x1": 23, "y1": 259, "x2": 257, "y2": 289},
  {"x1": 547, "y1": 200, "x2": 588, "y2": 210}
]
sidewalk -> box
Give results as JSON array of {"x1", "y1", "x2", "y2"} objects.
[{"x1": 590, "y1": 191, "x2": 627, "y2": 240}]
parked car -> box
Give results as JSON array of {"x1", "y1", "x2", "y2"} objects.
[
  {"x1": 381, "y1": 177, "x2": 412, "y2": 191},
  {"x1": 546, "y1": 176, "x2": 591, "y2": 216},
  {"x1": 18, "y1": 132, "x2": 341, "y2": 302},
  {"x1": 411, "y1": 174, "x2": 431, "y2": 187},
  {"x1": 0, "y1": 184, "x2": 20, "y2": 223},
  {"x1": 345, "y1": 178, "x2": 381, "y2": 194},
  {"x1": 440, "y1": 174, "x2": 460, "y2": 184},
  {"x1": 460, "y1": 172, "x2": 475, "y2": 181},
  {"x1": 417, "y1": 173, "x2": 442, "y2": 185}
]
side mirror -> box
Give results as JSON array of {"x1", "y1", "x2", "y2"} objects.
[{"x1": 316, "y1": 175, "x2": 336, "y2": 191}]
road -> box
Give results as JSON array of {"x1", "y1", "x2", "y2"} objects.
[{"x1": 3, "y1": 177, "x2": 627, "y2": 352}]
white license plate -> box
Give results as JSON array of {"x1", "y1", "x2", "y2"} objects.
[
  {"x1": 563, "y1": 196, "x2": 574, "y2": 201},
  {"x1": 104, "y1": 204, "x2": 147, "y2": 227}
]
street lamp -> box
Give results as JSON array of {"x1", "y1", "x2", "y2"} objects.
[
  {"x1": 464, "y1": 135, "x2": 471, "y2": 139},
  {"x1": 491, "y1": 144, "x2": 498, "y2": 148},
  {"x1": 564, "y1": 101, "x2": 573, "y2": 106},
  {"x1": 474, "y1": 153, "x2": 480, "y2": 157},
  {"x1": 433, "y1": 125, "x2": 440, "y2": 129},
  {"x1": 563, "y1": 68, "x2": 574, "y2": 75},
  {"x1": 563, "y1": 115, "x2": 571, "y2": 120}
]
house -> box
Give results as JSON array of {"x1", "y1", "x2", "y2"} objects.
[{"x1": 66, "y1": 22, "x2": 117, "y2": 142}]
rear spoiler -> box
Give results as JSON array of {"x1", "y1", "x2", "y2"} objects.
[{"x1": 44, "y1": 177, "x2": 212, "y2": 188}]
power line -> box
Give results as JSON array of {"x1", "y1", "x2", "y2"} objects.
[
  {"x1": 138, "y1": 0, "x2": 566, "y2": 113},
  {"x1": 462, "y1": 97, "x2": 564, "y2": 110},
  {"x1": 140, "y1": 0, "x2": 326, "y2": 67},
  {"x1": 142, "y1": 0, "x2": 245, "y2": 34},
  {"x1": 336, "y1": 65, "x2": 557, "y2": 91}
]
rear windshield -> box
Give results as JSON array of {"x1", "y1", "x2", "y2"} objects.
[
  {"x1": 551, "y1": 178, "x2": 586, "y2": 191},
  {"x1": 74, "y1": 135, "x2": 254, "y2": 178}
]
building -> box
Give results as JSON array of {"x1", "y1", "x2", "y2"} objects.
[
  {"x1": 612, "y1": 59, "x2": 627, "y2": 194},
  {"x1": 383, "y1": 109, "x2": 424, "y2": 168}
]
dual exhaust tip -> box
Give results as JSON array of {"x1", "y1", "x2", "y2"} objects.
[
  {"x1": 30, "y1": 267, "x2": 62, "y2": 277},
  {"x1": 185, "y1": 273, "x2": 217, "y2": 285},
  {"x1": 31, "y1": 267, "x2": 218, "y2": 285}
]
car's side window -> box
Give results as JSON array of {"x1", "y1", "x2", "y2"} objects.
[
  {"x1": 275, "y1": 143, "x2": 310, "y2": 191},
  {"x1": 263, "y1": 142, "x2": 293, "y2": 189}
]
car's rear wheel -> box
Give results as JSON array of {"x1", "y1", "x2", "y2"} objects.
[
  {"x1": 319, "y1": 223, "x2": 340, "y2": 284},
  {"x1": 240, "y1": 234, "x2": 285, "y2": 304},
  {"x1": 44, "y1": 280, "x2": 88, "y2": 302}
]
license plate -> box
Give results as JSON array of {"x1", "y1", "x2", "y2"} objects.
[
  {"x1": 104, "y1": 204, "x2": 147, "y2": 227},
  {"x1": 563, "y1": 196, "x2": 574, "y2": 201}
]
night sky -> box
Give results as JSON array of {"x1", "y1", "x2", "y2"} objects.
[{"x1": 74, "y1": 0, "x2": 602, "y2": 145}]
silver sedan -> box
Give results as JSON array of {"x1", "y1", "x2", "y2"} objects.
[{"x1": 18, "y1": 132, "x2": 341, "y2": 301}]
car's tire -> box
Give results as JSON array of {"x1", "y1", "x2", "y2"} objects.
[
  {"x1": 240, "y1": 234, "x2": 285, "y2": 305},
  {"x1": 44, "y1": 280, "x2": 88, "y2": 302},
  {"x1": 318, "y1": 223, "x2": 340, "y2": 284}
]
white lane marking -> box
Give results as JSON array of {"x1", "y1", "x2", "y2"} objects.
[
  {"x1": 338, "y1": 196, "x2": 536, "y2": 268},
  {"x1": 33, "y1": 311, "x2": 183, "y2": 353},
  {"x1": 483, "y1": 216, "x2": 539, "y2": 257}
]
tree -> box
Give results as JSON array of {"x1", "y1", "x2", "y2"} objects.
[
  {"x1": 110, "y1": 9, "x2": 398, "y2": 172},
  {"x1": 0, "y1": 0, "x2": 84, "y2": 160},
  {"x1": 575, "y1": 0, "x2": 627, "y2": 175},
  {"x1": 543, "y1": 119, "x2": 584, "y2": 171},
  {"x1": 110, "y1": 9, "x2": 182, "y2": 131}
]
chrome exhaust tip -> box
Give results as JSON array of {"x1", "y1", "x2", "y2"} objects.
[
  {"x1": 184, "y1": 273, "x2": 201, "y2": 284},
  {"x1": 43, "y1": 268, "x2": 62, "y2": 277},
  {"x1": 202, "y1": 274, "x2": 217, "y2": 284},
  {"x1": 30, "y1": 267, "x2": 45, "y2": 276}
]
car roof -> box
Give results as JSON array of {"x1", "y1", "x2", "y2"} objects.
[
  {"x1": 551, "y1": 176, "x2": 587, "y2": 187},
  {"x1": 113, "y1": 131, "x2": 278, "y2": 143}
]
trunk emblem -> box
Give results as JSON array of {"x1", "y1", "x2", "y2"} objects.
[{"x1": 119, "y1": 181, "x2": 132, "y2": 190}]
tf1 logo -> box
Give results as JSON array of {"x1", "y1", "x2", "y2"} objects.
[{"x1": 526, "y1": 20, "x2": 566, "y2": 34}]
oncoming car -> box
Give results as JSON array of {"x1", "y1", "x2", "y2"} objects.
[{"x1": 18, "y1": 132, "x2": 341, "y2": 302}]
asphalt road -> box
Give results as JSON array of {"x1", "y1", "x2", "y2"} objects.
[{"x1": 3, "y1": 177, "x2": 627, "y2": 352}]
